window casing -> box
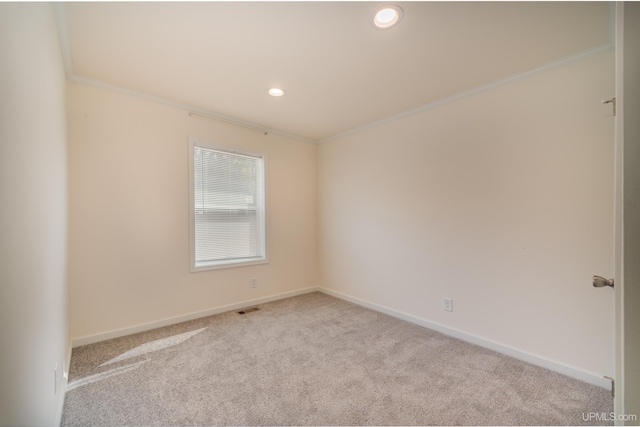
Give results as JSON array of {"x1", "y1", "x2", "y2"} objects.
[{"x1": 188, "y1": 138, "x2": 267, "y2": 271}]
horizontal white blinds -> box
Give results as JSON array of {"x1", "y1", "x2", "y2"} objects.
[{"x1": 193, "y1": 145, "x2": 265, "y2": 266}]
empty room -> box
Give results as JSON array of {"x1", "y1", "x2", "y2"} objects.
[{"x1": 1, "y1": 2, "x2": 639, "y2": 426}]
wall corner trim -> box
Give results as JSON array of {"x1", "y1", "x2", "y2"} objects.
[
  {"x1": 55, "y1": 342, "x2": 73, "y2": 426},
  {"x1": 53, "y1": 3, "x2": 73, "y2": 79},
  {"x1": 318, "y1": 287, "x2": 612, "y2": 390}
]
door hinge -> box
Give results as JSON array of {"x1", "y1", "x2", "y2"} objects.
[
  {"x1": 605, "y1": 376, "x2": 615, "y2": 397},
  {"x1": 602, "y1": 97, "x2": 616, "y2": 116}
]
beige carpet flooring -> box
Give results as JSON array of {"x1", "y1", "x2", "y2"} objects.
[{"x1": 61, "y1": 292, "x2": 612, "y2": 426}]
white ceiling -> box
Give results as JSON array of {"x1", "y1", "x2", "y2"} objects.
[{"x1": 58, "y1": 2, "x2": 611, "y2": 143}]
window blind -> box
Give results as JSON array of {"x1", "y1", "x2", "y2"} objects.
[{"x1": 192, "y1": 145, "x2": 265, "y2": 268}]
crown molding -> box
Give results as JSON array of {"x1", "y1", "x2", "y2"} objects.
[
  {"x1": 52, "y1": 3, "x2": 317, "y2": 144},
  {"x1": 66, "y1": 74, "x2": 317, "y2": 144},
  {"x1": 54, "y1": 3, "x2": 614, "y2": 146},
  {"x1": 318, "y1": 43, "x2": 614, "y2": 144}
]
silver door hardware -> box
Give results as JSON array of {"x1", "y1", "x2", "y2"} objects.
[
  {"x1": 602, "y1": 97, "x2": 616, "y2": 116},
  {"x1": 592, "y1": 275, "x2": 614, "y2": 288},
  {"x1": 604, "y1": 376, "x2": 615, "y2": 398}
]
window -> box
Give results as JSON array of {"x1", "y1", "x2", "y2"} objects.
[{"x1": 188, "y1": 138, "x2": 267, "y2": 271}]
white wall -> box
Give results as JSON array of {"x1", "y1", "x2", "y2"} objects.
[
  {"x1": 318, "y1": 52, "x2": 615, "y2": 378},
  {"x1": 0, "y1": 4, "x2": 69, "y2": 426},
  {"x1": 67, "y1": 83, "x2": 317, "y2": 341}
]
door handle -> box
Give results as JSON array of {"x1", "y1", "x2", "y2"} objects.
[{"x1": 593, "y1": 275, "x2": 614, "y2": 288}]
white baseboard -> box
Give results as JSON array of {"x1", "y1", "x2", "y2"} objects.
[
  {"x1": 69, "y1": 285, "x2": 611, "y2": 391},
  {"x1": 71, "y1": 287, "x2": 320, "y2": 348},
  {"x1": 318, "y1": 287, "x2": 612, "y2": 391}
]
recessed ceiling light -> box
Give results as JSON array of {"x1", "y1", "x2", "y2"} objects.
[
  {"x1": 268, "y1": 88, "x2": 286, "y2": 97},
  {"x1": 371, "y1": 5, "x2": 404, "y2": 30}
]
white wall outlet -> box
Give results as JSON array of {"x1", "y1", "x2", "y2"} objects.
[
  {"x1": 443, "y1": 298, "x2": 453, "y2": 312},
  {"x1": 250, "y1": 278, "x2": 257, "y2": 288}
]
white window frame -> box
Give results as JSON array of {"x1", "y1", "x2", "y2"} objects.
[{"x1": 188, "y1": 137, "x2": 268, "y2": 272}]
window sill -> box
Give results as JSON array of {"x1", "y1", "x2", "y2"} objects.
[{"x1": 190, "y1": 258, "x2": 269, "y2": 273}]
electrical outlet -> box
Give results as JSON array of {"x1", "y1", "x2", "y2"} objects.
[
  {"x1": 443, "y1": 298, "x2": 453, "y2": 312},
  {"x1": 250, "y1": 278, "x2": 257, "y2": 288}
]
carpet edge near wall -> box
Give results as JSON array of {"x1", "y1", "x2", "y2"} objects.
[
  {"x1": 70, "y1": 285, "x2": 611, "y2": 391},
  {"x1": 318, "y1": 287, "x2": 612, "y2": 391},
  {"x1": 71, "y1": 287, "x2": 321, "y2": 348}
]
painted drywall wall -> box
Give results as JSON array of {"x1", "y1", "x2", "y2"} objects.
[
  {"x1": 318, "y1": 52, "x2": 615, "y2": 377},
  {"x1": 67, "y1": 83, "x2": 317, "y2": 341},
  {"x1": 0, "y1": 4, "x2": 69, "y2": 426}
]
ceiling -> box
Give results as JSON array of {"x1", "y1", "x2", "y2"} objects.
[{"x1": 57, "y1": 2, "x2": 611, "y2": 143}]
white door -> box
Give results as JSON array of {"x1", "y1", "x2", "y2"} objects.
[
  {"x1": 613, "y1": 1, "x2": 624, "y2": 417},
  {"x1": 613, "y1": 2, "x2": 640, "y2": 424}
]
